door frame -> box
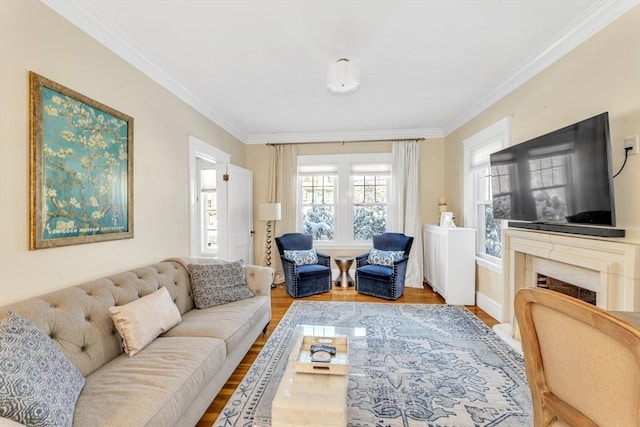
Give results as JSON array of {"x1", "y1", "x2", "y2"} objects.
[{"x1": 188, "y1": 135, "x2": 230, "y2": 258}]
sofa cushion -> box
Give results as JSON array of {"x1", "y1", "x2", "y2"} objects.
[
  {"x1": 283, "y1": 249, "x2": 318, "y2": 265},
  {"x1": 296, "y1": 264, "x2": 332, "y2": 279},
  {"x1": 188, "y1": 261, "x2": 254, "y2": 309},
  {"x1": 367, "y1": 248, "x2": 404, "y2": 267},
  {"x1": 0, "y1": 312, "x2": 85, "y2": 427},
  {"x1": 357, "y1": 263, "x2": 394, "y2": 279},
  {"x1": 109, "y1": 287, "x2": 182, "y2": 356},
  {"x1": 163, "y1": 296, "x2": 270, "y2": 355},
  {"x1": 72, "y1": 336, "x2": 226, "y2": 427}
]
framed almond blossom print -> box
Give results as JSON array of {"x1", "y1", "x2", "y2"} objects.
[{"x1": 29, "y1": 72, "x2": 134, "y2": 249}]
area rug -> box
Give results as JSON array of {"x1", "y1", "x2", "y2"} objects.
[{"x1": 214, "y1": 302, "x2": 532, "y2": 427}]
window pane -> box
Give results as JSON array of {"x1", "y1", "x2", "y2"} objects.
[
  {"x1": 484, "y1": 204, "x2": 502, "y2": 258},
  {"x1": 376, "y1": 184, "x2": 387, "y2": 201},
  {"x1": 323, "y1": 188, "x2": 334, "y2": 204},
  {"x1": 353, "y1": 185, "x2": 364, "y2": 203},
  {"x1": 353, "y1": 205, "x2": 386, "y2": 241},
  {"x1": 352, "y1": 174, "x2": 389, "y2": 240},
  {"x1": 364, "y1": 186, "x2": 376, "y2": 202},
  {"x1": 302, "y1": 188, "x2": 313, "y2": 204},
  {"x1": 300, "y1": 174, "x2": 336, "y2": 241},
  {"x1": 302, "y1": 206, "x2": 334, "y2": 241}
]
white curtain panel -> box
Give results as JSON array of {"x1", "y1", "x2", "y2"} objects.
[
  {"x1": 266, "y1": 144, "x2": 298, "y2": 283},
  {"x1": 390, "y1": 141, "x2": 424, "y2": 288}
]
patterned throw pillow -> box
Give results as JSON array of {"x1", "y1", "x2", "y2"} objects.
[
  {"x1": 0, "y1": 312, "x2": 85, "y2": 427},
  {"x1": 188, "y1": 261, "x2": 255, "y2": 309},
  {"x1": 367, "y1": 248, "x2": 405, "y2": 267},
  {"x1": 283, "y1": 249, "x2": 318, "y2": 265}
]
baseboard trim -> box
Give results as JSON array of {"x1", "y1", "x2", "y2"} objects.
[
  {"x1": 476, "y1": 292, "x2": 502, "y2": 322},
  {"x1": 493, "y1": 323, "x2": 522, "y2": 354}
]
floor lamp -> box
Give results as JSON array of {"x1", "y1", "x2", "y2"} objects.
[{"x1": 258, "y1": 202, "x2": 281, "y2": 288}]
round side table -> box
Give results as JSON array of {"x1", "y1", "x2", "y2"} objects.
[{"x1": 334, "y1": 257, "x2": 354, "y2": 288}]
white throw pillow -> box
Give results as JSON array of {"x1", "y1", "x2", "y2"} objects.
[{"x1": 109, "y1": 287, "x2": 181, "y2": 356}]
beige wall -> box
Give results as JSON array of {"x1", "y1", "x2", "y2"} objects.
[
  {"x1": 0, "y1": 1, "x2": 246, "y2": 304},
  {"x1": 247, "y1": 139, "x2": 445, "y2": 267},
  {"x1": 4, "y1": 2, "x2": 637, "y2": 309},
  {"x1": 444, "y1": 6, "x2": 640, "y2": 303}
]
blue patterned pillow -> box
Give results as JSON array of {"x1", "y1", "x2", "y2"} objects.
[
  {"x1": 188, "y1": 261, "x2": 255, "y2": 309},
  {"x1": 0, "y1": 312, "x2": 85, "y2": 427},
  {"x1": 283, "y1": 249, "x2": 318, "y2": 265},
  {"x1": 367, "y1": 248, "x2": 405, "y2": 267}
]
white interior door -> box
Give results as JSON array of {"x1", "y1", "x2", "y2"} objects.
[{"x1": 224, "y1": 164, "x2": 253, "y2": 263}]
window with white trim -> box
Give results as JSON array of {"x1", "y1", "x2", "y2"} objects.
[
  {"x1": 463, "y1": 117, "x2": 511, "y2": 270},
  {"x1": 298, "y1": 154, "x2": 391, "y2": 245}
]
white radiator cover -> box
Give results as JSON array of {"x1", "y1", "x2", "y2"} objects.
[{"x1": 423, "y1": 225, "x2": 476, "y2": 305}]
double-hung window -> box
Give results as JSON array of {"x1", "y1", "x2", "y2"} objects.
[
  {"x1": 463, "y1": 117, "x2": 511, "y2": 271},
  {"x1": 298, "y1": 153, "x2": 391, "y2": 245}
]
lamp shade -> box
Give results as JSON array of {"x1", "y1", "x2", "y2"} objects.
[
  {"x1": 258, "y1": 203, "x2": 281, "y2": 221},
  {"x1": 327, "y1": 58, "x2": 359, "y2": 94}
]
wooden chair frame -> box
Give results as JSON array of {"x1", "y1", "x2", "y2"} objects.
[{"x1": 515, "y1": 287, "x2": 640, "y2": 427}]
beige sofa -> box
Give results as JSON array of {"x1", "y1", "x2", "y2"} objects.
[{"x1": 0, "y1": 258, "x2": 273, "y2": 427}]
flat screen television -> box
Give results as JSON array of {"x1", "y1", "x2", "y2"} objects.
[{"x1": 489, "y1": 112, "x2": 621, "y2": 236}]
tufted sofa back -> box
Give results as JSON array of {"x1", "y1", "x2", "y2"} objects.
[{"x1": 0, "y1": 261, "x2": 193, "y2": 377}]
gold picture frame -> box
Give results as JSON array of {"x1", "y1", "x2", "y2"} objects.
[{"x1": 29, "y1": 72, "x2": 134, "y2": 249}]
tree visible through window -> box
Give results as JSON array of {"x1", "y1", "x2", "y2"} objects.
[
  {"x1": 473, "y1": 167, "x2": 502, "y2": 259},
  {"x1": 484, "y1": 203, "x2": 502, "y2": 258}
]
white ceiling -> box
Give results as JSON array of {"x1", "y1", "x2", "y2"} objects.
[{"x1": 43, "y1": 0, "x2": 638, "y2": 144}]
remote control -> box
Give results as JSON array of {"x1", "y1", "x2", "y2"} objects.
[{"x1": 310, "y1": 344, "x2": 336, "y2": 355}]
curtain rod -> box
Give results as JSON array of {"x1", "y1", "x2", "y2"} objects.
[{"x1": 266, "y1": 137, "x2": 425, "y2": 146}]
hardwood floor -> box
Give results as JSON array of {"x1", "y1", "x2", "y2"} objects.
[{"x1": 195, "y1": 284, "x2": 498, "y2": 426}]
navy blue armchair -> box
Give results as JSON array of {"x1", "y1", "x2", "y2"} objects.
[
  {"x1": 355, "y1": 233, "x2": 414, "y2": 300},
  {"x1": 275, "y1": 233, "x2": 332, "y2": 298}
]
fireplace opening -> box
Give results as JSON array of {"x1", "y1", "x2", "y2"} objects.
[{"x1": 536, "y1": 274, "x2": 597, "y2": 305}]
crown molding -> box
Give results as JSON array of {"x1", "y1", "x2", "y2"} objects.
[
  {"x1": 245, "y1": 128, "x2": 444, "y2": 145},
  {"x1": 42, "y1": 0, "x2": 638, "y2": 144},
  {"x1": 442, "y1": 0, "x2": 640, "y2": 136},
  {"x1": 41, "y1": 0, "x2": 248, "y2": 143}
]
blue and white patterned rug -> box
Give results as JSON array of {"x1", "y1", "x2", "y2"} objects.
[{"x1": 214, "y1": 302, "x2": 532, "y2": 427}]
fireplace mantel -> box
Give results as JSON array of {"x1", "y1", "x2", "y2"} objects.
[{"x1": 501, "y1": 228, "x2": 640, "y2": 325}]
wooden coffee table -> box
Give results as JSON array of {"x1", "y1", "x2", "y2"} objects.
[{"x1": 271, "y1": 325, "x2": 365, "y2": 427}]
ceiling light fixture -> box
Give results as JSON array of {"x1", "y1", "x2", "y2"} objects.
[{"x1": 327, "y1": 58, "x2": 359, "y2": 94}]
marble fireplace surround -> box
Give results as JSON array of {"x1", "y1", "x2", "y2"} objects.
[{"x1": 495, "y1": 227, "x2": 640, "y2": 348}]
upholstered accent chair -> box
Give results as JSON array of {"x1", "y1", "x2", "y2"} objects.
[
  {"x1": 515, "y1": 287, "x2": 640, "y2": 427},
  {"x1": 275, "y1": 233, "x2": 332, "y2": 298},
  {"x1": 355, "y1": 233, "x2": 413, "y2": 300}
]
